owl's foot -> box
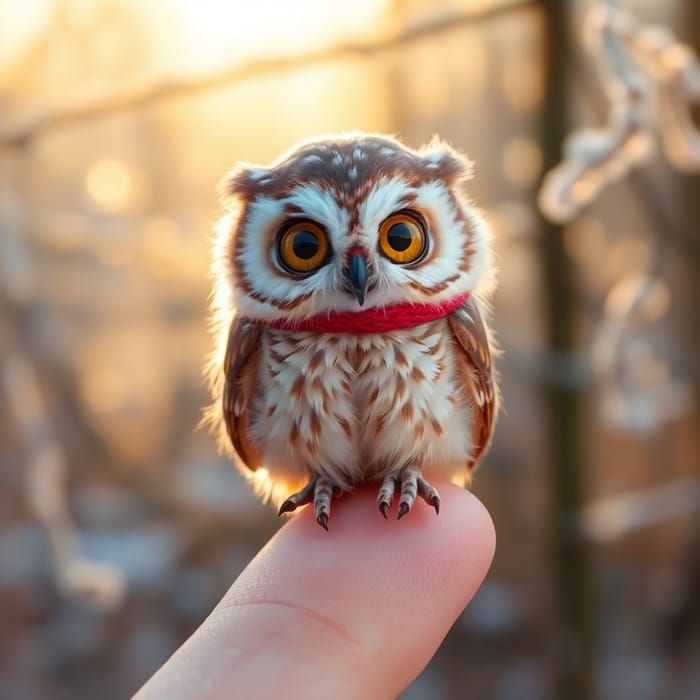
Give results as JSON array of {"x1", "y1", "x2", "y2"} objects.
[
  {"x1": 278, "y1": 477, "x2": 340, "y2": 531},
  {"x1": 377, "y1": 467, "x2": 440, "y2": 520}
]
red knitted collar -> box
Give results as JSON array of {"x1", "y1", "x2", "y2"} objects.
[{"x1": 267, "y1": 291, "x2": 470, "y2": 334}]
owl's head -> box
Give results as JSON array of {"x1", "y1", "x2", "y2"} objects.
[{"x1": 214, "y1": 133, "x2": 492, "y2": 322}]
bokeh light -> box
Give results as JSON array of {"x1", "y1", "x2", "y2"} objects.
[{"x1": 84, "y1": 158, "x2": 135, "y2": 212}]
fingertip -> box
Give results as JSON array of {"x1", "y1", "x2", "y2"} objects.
[
  {"x1": 137, "y1": 484, "x2": 495, "y2": 700},
  {"x1": 236, "y1": 483, "x2": 495, "y2": 695}
]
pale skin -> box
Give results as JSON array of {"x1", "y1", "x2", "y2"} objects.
[{"x1": 135, "y1": 483, "x2": 495, "y2": 700}]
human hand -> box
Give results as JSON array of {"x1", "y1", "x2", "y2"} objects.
[{"x1": 135, "y1": 482, "x2": 495, "y2": 700}]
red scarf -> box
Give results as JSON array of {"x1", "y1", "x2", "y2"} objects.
[{"x1": 267, "y1": 291, "x2": 469, "y2": 334}]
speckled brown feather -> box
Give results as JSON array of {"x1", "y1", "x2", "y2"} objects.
[
  {"x1": 447, "y1": 297, "x2": 497, "y2": 470},
  {"x1": 222, "y1": 317, "x2": 263, "y2": 472}
]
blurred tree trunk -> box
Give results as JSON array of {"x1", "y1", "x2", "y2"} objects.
[
  {"x1": 538, "y1": 3, "x2": 595, "y2": 699},
  {"x1": 681, "y1": 1, "x2": 700, "y2": 470},
  {"x1": 669, "y1": 0, "x2": 700, "y2": 657}
]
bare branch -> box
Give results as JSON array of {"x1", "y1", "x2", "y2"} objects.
[
  {"x1": 0, "y1": 216, "x2": 126, "y2": 609},
  {"x1": 0, "y1": 0, "x2": 538, "y2": 148},
  {"x1": 1, "y1": 350, "x2": 127, "y2": 609},
  {"x1": 578, "y1": 478, "x2": 700, "y2": 543},
  {"x1": 539, "y1": 2, "x2": 700, "y2": 223}
]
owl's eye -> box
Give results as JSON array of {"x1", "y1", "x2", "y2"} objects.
[
  {"x1": 378, "y1": 211, "x2": 427, "y2": 264},
  {"x1": 277, "y1": 220, "x2": 330, "y2": 274}
]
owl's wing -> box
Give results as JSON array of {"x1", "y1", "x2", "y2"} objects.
[
  {"x1": 222, "y1": 316, "x2": 263, "y2": 472},
  {"x1": 447, "y1": 297, "x2": 498, "y2": 470}
]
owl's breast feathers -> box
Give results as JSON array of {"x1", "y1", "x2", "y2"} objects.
[{"x1": 221, "y1": 296, "x2": 497, "y2": 483}]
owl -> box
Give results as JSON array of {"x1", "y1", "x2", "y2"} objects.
[{"x1": 208, "y1": 133, "x2": 498, "y2": 530}]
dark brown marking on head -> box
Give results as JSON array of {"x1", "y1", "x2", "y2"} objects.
[
  {"x1": 246, "y1": 289, "x2": 314, "y2": 311},
  {"x1": 408, "y1": 273, "x2": 460, "y2": 296},
  {"x1": 459, "y1": 246, "x2": 476, "y2": 274},
  {"x1": 283, "y1": 202, "x2": 306, "y2": 217},
  {"x1": 347, "y1": 207, "x2": 360, "y2": 234},
  {"x1": 224, "y1": 135, "x2": 472, "y2": 220},
  {"x1": 398, "y1": 192, "x2": 419, "y2": 209},
  {"x1": 228, "y1": 201, "x2": 254, "y2": 296},
  {"x1": 218, "y1": 165, "x2": 268, "y2": 203}
]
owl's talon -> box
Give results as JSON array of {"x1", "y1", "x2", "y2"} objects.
[
  {"x1": 278, "y1": 498, "x2": 298, "y2": 516},
  {"x1": 417, "y1": 477, "x2": 441, "y2": 515},
  {"x1": 377, "y1": 468, "x2": 441, "y2": 521},
  {"x1": 312, "y1": 476, "x2": 336, "y2": 530},
  {"x1": 277, "y1": 480, "x2": 317, "y2": 517},
  {"x1": 377, "y1": 475, "x2": 397, "y2": 518},
  {"x1": 278, "y1": 477, "x2": 339, "y2": 529}
]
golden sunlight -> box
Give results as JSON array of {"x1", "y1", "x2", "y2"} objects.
[
  {"x1": 157, "y1": 0, "x2": 390, "y2": 72},
  {"x1": 0, "y1": 0, "x2": 50, "y2": 75}
]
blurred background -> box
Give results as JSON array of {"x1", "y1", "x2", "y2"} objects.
[{"x1": 1, "y1": 0, "x2": 699, "y2": 698}]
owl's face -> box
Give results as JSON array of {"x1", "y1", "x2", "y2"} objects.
[{"x1": 215, "y1": 133, "x2": 492, "y2": 322}]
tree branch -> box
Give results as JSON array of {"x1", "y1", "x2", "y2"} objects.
[{"x1": 0, "y1": 0, "x2": 538, "y2": 148}]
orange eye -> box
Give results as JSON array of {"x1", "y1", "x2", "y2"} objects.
[
  {"x1": 378, "y1": 212, "x2": 427, "y2": 264},
  {"x1": 277, "y1": 221, "x2": 329, "y2": 274}
]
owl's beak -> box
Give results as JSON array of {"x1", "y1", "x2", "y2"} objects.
[{"x1": 346, "y1": 250, "x2": 368, "y2": 306}]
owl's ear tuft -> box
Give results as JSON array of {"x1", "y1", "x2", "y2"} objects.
[
  {"x1": 419, "y1": 136, "x2": 474, "y2": 184},
  {"x1": 217, "y1": 164, "x2": 270, "y2": 207}
]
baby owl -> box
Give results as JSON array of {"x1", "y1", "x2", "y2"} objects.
[{"x1": 208, "y1": 133, "x2": 498, "y2": 529}]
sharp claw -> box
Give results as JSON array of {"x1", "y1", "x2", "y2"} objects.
[
  {"x1": 379, "y1": 501, "x2": 389, "y2": 519},
  {"x1": 278, "y1": 499, "x2": 297, "y2": 516},
  {"x1": 397, "y1": 502, "x2": 410, "y2": 520},
  {"x1": 317, "y1": 512, "x2": 329, "y2": 531},
  {"x1": 431, "y1": 496, "x2": 440, "y2": 515}
]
